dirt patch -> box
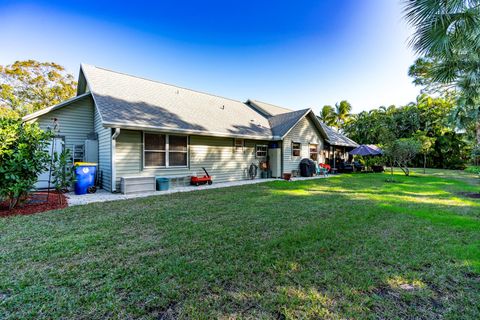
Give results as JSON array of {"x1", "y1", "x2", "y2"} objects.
[
  {"x1": 0, "y1": 192, "x2": 67, "y2": 217},
  {"x1": 457, "y1": 192, "x2": 480, "y2": 199}
]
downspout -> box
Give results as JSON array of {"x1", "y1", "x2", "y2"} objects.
[{"x1": 111, "y1": 128, "x2": 121, "y2": 192}]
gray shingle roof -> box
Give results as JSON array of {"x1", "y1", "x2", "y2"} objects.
[
  {"x1": 247, "y1": 99, "x2": 295, "y2": 117},
  {"x1": 319, "y1": 122, "x2": 358, "y2": 147},
  {"x1": 268, "y1": 109, "x2": 311, "y2": 137},
  {"x1": 81, "y1": 64, "x2": 274, "y2": 139}
]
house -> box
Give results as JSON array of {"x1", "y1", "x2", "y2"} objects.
[{"x1": 23, "y1": 64, "x2": 357, "y2": 193}]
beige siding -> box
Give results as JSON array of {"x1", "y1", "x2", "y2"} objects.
[
  {"x1": 30, "y1": 96, "x2": 94, "y2": 150},
  {"x1": 115, "y1": 130, "x2": 269, "y2": 189},
  {"x1": 94, "y1": 108, "x2": 112, "y2": 191},
  {"x1": 282, "y1": 116, "x2": 324, "y2": 173}
]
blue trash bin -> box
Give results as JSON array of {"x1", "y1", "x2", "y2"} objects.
[
  {"x1": 156, "y1": 177, "x2": 169, "y2": 191},
  {"x1": 74, "y1": 162, "x2": 97, "y2": 195}
]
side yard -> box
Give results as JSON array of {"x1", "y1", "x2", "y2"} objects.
[{"x1": 1, "y1": 170, "x2": 479, "y2": 319}]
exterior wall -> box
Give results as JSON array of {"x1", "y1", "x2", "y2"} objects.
[
  {"x1": 114, "y1": 130, "x2": 269, "y2": 189},
  {"x1": 29, "y1": 95, "x2": 94, "y2": 151},
  {"x1": 94, "y1": 107, "x2": 112, "y2": 191},
  {"x1": 282, "y1": 116, "x2": 324, "y2": 173}
]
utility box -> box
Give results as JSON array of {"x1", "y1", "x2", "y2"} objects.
[
  {"x1": 268, "y1": 147, "x2": 282, "y2": 178},
  {"x1": 84, "y1": 139, "x2": 98, "y2": 163}
]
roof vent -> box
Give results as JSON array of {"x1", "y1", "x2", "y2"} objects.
[
  {"x1": 176, "y1": 90, "x2": 179, "y2": 94},
  {"x1": 221, "y1": 105, "x2": 225, "y2": 110}
]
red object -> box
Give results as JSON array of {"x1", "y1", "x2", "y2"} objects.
[
  {"x1": 320, "y1": 163, "x2": 331, "y2": 172},
  {"x1": 283, "y1": 173, "x2": 292, "y2": 181},
  {"x1": 190, "y1": 167, "x2": 213, "y2": 186}
]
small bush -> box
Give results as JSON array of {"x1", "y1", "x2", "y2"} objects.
[{"x1": 0, "y1": 118, "x2": 53, "y2": 209}]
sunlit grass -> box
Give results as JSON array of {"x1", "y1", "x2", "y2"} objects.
[{"x1": 1, "y1": 169, "x2": 479, "y2": 319}]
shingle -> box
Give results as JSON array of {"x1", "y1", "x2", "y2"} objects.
[
  {"x1": 268, "y1": 109, "x2": 311, "y2": 137},
  {"x1": 319, "y1": 122, "x2": 358, "y2": 147},
  {"x1": 81, "y1": 64, "x2": 274, "y2": 139}
]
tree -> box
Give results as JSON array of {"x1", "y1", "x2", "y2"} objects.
[
  {"x1": 0, "y1": 60, "x2": 77, "y2": 117},
  {"x1": 319, "y1": 105, "x2": 336, "y2": 126},
  {"x1": 403, "y1": 0, "x2": 480, "y2": 146},
  {"x1": 414, "y1": 131, "x2": 436, "y2": 173},
  {"x1": 335, "y1": 100, "x2": 352, "y2": 129},
  {"x1": 385, "y1": 138, "x2": 421, "y2": 177},
  {"x1": 319, "y1": 100, "x2": 353, "y2": 130},
  {"x1": 0, "y1": 118, "x2": 53, "y2": 209}
]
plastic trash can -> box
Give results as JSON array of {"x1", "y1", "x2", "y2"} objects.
[
  {"x1": 156, "y1": 177, "x2": 169, "y2": 191},
  {"x1": 74, "y1": 162, "x2": 97, "y2": 195}
]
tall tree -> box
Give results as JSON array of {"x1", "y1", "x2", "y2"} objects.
[
  {"x1": 0, "y1": 60, "x2": 77, "y2": 117},
  {"x1": 335, "y1": 100, "x2": 352, "y2": 129},
  {"x1": 403, "y1": 0, "x2": 480, "y2": 145},
  {"x1": 319, "y1": 105, "x2": 337, "y2": 126}
]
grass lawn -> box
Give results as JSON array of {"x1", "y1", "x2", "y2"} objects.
[{"x1": 1, "y1": 169, "x2": 479, "y2": 319}]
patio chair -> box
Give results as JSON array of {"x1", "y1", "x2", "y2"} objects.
[{"x1": 315, "y1": 163, "x2": 329, "y2": 177}]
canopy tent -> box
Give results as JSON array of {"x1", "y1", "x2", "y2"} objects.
[{"x1": 349, "y1": 144, "x2": 383, "y2": 156}]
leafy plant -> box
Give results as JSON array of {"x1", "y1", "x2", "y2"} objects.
[
  {"x1": 385, "y1": 138, "x2": 421, "y2": 178},
  {"x1": 51, "y1": 149, "x2": 76, "y2": 204},
  {"x1": 0, "y1": 118, "x2": 53, "y2": 209}
]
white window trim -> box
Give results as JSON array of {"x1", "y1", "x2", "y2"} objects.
[
  {"x1": 309, "y1": 143, "x2": 319, "y2": 161},
  {"x1": 292, "y1": 141, "x2": 301, "y2": 157},
  {"x1": 255, "y1": 144, "x2": 268, "y2": 158},
  {"x1": 143, "y1": 132, "x2": 189, "y2": 169}
]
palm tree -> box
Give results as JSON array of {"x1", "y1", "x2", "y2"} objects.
[
  {"x1": 319, "y1": 105, "x2": 337, "y2": 127},
  {"x1": 335, "y1": 100, "x2": 352, "y2": 129},
  {"x1": 403, "y1": 0, "x2": 480, "y2": 144}
]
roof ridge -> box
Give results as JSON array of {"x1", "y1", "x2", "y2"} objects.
[
  {"x1": 81, "y1": 63, "x2": 248, "y2": 106},
  {"x1": 250, "y1": 99, "x2": 294, "y2": 112}
]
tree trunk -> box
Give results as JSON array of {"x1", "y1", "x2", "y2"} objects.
[
  {"x1": 424, "y1": 154, "x2": 426, "y2": 174},
  {"x1": 477, "y1": 121, "x2": 480, "y2": 148}
]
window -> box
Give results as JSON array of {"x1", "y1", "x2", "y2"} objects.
[
  {"x1": 256, "y1": 145, "x2": 267, "y2": 158},
  {"x1": 144, "y1": 133, "x2": 188, "y2": 167},
  {"x1": 292, "y1": 142, "x2": 301, "y2": 157},
  {"x1": 309, "y1": 144, "x2": 318, "y2": 161},
  {"x1": 144, "y1": 133, "x2": 166, "y2": 167},
  {"x1": 234, "y1": 138, "x2": 244, "y2": 153}
]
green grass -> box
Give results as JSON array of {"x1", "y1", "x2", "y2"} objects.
[{"x1": 1, "y1": 169, "x2": 479, "y2": 319}]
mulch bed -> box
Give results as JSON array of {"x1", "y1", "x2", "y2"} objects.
[
  {"x1": 0, "y1": 192, "x2": 68, "y2": 218},
  {"x1": 457, "y1": 192, "x2": 480, "y2": 199}
]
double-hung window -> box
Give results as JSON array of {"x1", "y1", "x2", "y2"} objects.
[
  {"x1": 256, "y1": 145, "x2": 267, "y2": 158},
  {"x1": 144, "y1": 133, "x2": 188, "y2": 167},
  {"x1": 309, "y1": 144, "x2": 318, "y2": 161},
  {"x1": 234, "y1": 138, "x2": 244, "y2": 153},
  {"x1": 292, "y1": 142, "x2": 301, "y2": 157}
]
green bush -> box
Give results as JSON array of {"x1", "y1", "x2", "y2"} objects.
[
  {"x1": 0, "y1": 118, "x2": 53, "y2": 209},
  {"x1": 465, "y1": 166, "x2": 480, "y2": 175},
  {"x1": 51, "y1": 149, "x2": 76, "y2": 203}
]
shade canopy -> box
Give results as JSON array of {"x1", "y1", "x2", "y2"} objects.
[{"x1": 349, "y1": 144, "x2": 383, "y2": 156}]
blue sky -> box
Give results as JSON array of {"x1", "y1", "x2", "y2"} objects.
[{"x1": 0, "y1": 0, "x2": 419, "y2": 113}]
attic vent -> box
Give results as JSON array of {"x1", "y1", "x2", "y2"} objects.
[
  {"x1": 220, "y1": 105, "x2": 225, "y2": 110},
  {"x1": 176, "y1": 90, "x2": 179, "y2": 94}
]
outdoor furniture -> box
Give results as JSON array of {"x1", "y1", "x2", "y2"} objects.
[
  {"x1": 338, "y1": 162, "x2": 354, "y2": 173},
  {"x1": 319, "y1": 163, "x2": 331, "y2": 172},
  {"x1": 315, "y1": 163, "x2": 329, "y2": 176},
  {"x1": 330, "y1": 168, "x2": 338, "y2": 174},
  {"x1": 353, "y1": 161, "x2": 365, "y2": 172}
]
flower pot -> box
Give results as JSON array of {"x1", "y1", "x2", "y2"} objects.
[{"x1": 283, "y1": 173, "x2": 292, "y2": 181}]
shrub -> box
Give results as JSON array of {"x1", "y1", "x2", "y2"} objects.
[
  {"x1": 51, "y1": 149, "x2": 76, "y2": 204},
  {"x1": 0, "y1": 118, "x2": 53, "y2": 209}
]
